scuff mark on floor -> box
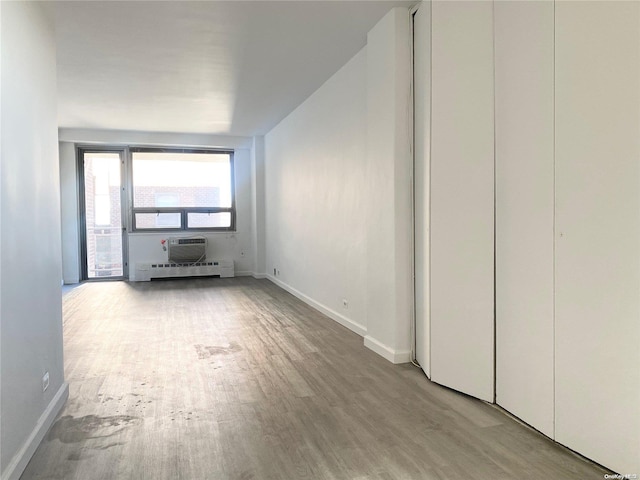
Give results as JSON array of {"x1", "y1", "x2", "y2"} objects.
[
  {"x1": 47, "y1": 415, "x2": 141, "y2": 444},
  {"x1": 194, "y1": 342, "x2": 242, "y2": 359}
]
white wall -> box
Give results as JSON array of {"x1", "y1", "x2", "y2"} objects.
[
  {"x1": 59, "y1": 142, "x2": 80, "y2": 284},
  {"x1": 262, "y1": 7, "x2": 413, "y2": 357},
  {"x1": 264, "y1": 47, "x2": 368, "y2": 336},
  {"x1": 364, "y1": 7, "x2": 413, "y2": 363},
  {"x1": 429, "y1": 0, "x2": 495, "y2": 402},
  {"x1": 494, "y1": 1, "x2": 555, "y2": 438},
  {"x1": 251, "y1": 136, "x2": 266, "y2": 277},
  {"x1": 555, "y1": 2, "x2": 640, "y2": 473},
  {"x1": 1, "y1": 3, "x2": 69, "y2": 479}
]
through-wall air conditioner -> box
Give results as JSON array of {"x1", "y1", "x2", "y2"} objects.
[{"x1": 168, "y1": 237, "x2": 207, "y2": 264}]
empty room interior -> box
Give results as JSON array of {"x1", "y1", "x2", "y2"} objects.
[{"x1": 1, "y1": 1, "x2": 639, "y2": 479}]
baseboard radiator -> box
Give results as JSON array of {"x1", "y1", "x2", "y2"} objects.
[{"x1": 134, "y1": 260, "x2": 234, "y2": 282}]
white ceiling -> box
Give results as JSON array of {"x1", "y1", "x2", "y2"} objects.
[{"x1": 46, "y1": 1, "x2": 413, "y2": 137}]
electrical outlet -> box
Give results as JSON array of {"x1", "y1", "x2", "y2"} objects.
[
  {"x1": 42, "y1": 372, "x2": 49, "y2": 393},
  {"x1": 273, "y1": 268, "x2": 277, "y2": 275},
  {"x1": 342, "y1": 299, "x2": 349, "y2": 309}
]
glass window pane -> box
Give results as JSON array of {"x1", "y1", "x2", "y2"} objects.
[
  {"x1": 187, "y1": 212, "x2": 231, "y2": 229},
  {"x1": 134, "y1": 212, "x2": 182, "y2": 229},
  {"x1": 83, "y1": 152, "x2": 123, "y2": 278},
  {"x1": 132, "y1": 152, "x2": 232, "y2": 208}
]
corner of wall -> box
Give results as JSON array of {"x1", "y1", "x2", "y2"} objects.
[
  {"x1": 251, "y1": 135, "x2": 266, "y2": 277},
  {"x1": 364, "y1": 335, "x2": 411, "y2": 364},
  {"x1": 364, "y1": 5, "x2": 413, "y2": 362}
]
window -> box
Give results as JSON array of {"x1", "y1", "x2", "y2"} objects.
[{"x1": 130, "y1": 148, "x2": 235, "y2": 231}]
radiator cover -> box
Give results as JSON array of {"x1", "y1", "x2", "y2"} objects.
[{"x1": 134, "y1": 260, "x2": 234, "y2": 281}]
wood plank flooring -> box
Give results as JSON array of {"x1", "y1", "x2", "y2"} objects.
[{"x1": 22, "y1": 277, "x2": 609, "y2": 479}]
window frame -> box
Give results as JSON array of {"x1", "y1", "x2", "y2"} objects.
[{"x1": 129, "y1": 147, "x2": 236, "y2": 233}]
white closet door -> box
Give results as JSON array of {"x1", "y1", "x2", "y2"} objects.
[
  {"x1": 430, "y1": 0, "x2": 494, "y2": 402},
  {"x1": 494, "y1": 1, "x2": 554, "y2": 438},
  {"x1": 555, "y1": 1, "x2": 640, "y2": 473},
  {"x1": 413, "y1": 2, "x2": 431, "y2": 376}
]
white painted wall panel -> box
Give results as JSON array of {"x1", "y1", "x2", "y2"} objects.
[
  {"x1": 250, "y1": 136, "x2": 266, "y2": 276},
  {"x1": 494, "y1": 1, "x2": 555, "y2": 438},
  {"x1": 555, "y1": 1, "x2": 640, "y2": 473},
  {"x1": 59, "y1": 142, "x2": 81, "y2": 284},
  {"x1": 1, "y1": 2, "x2": 68, "y2": 476},
  {"x1": 430, "y1": 0, "x2": 494, "y2": 402},
  {"x1": 365, "y1": 8, "x2": 413, "y2": 362},
  {"x1": 413, "y1": 2, "x2": 431, "y2": 376},
  {"x1": 264, "y1": 48, "x2": 368, "y2": 336}
]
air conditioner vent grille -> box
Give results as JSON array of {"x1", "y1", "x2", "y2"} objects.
[
  {"x1": 174, "y1": 238, "x2": 206, "y2": 245},
  {"x1": 152, "y1": 262, "x2": 219, "y2": 268},
  {"x1": 167, "y1": 236, "x2": 207, "y2": 263}
]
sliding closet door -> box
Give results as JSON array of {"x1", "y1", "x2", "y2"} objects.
[
  {"x1": 555, "y1": 2, "x2": 640, "y2": 473},
  {"x1": 430, "y1": 0, "x2": 494, "y2": 401},
  {"x1": 494, "y1": 1, "x2": 554, "y2": 437},
  {"x1": 413, "y1": 3, "x2": 431, "y2": 376}
]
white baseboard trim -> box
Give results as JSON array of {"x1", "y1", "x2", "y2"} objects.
[
  {"x1": 234, "y1": 271, "x2": 253, "y2": 277},
  {"x1": 364, "y1": 335, "x2": 411, "y2": 364},
  {"x1": 2, "y1": 382, "x2": 69, "y2": 480},
  {"x1": 266, "y1": 275, "x2": 367, "y2": 337},
  {"x1": 252, "y1": 273, "x2": 267, "y2": 279}
]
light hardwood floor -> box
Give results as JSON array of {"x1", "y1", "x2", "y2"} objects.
[{"x1": 22, "y1": 277, "x2": 608, "y2": 479}]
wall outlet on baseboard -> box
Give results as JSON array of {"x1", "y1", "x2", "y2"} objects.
[
  {"x1": 342, "y1": 298, "x2": 349, "y2": 309},
  {"x1": 42, "y1": 372, "x2": 49, "y2": 393},
  {"x1": 273, "y1": 268, "x2": 277, "y2": 276}
]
